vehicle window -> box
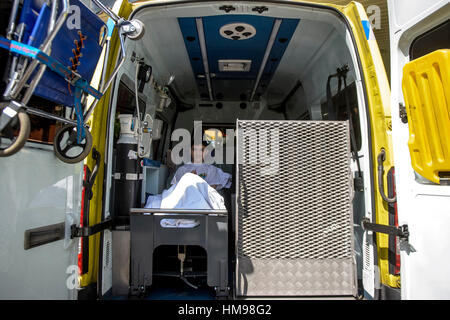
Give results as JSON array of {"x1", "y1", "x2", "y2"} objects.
[
  {"x1": 116, "y1": 81, "x2": 145, "y2": 117},
  {"x1": 153, "y1": 117, "x2": 168, "y2": 161},
  {"x1": 204, "y1": 128, "x2": 224, "y2": 148},
  {"x1": 410, "y1": 19, "x2": 449, "y2": 60},
  {"x1": 321, "y1": 82, "x2": 362, "y2": 152}
]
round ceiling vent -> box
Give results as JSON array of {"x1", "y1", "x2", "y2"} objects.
[{"x1": 219, "y1": 23, "x2": 256, "y2": 40}]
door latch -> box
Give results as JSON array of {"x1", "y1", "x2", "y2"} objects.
[
  {"x1": 399, "y1": 103, "x2": 408, "y2": 124},
  {"x1": 70, "y1": 219, "x2": 113, "y2": 238},
  {"x1": 362, "y1": 218, "x2": 409, "y2": 241}
]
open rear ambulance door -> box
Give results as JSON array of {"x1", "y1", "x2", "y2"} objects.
[
  {"x1": 388, "y1": 0, "x2": 450, "y2": 299},
  {"x1": 0, "y1": 0, "x2": 110, "y2": 300}
]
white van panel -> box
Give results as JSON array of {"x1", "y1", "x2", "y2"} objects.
[
  {"x1": 401, "y1": 194, "x2": 450, "y2": 299},
  {"x1": 389, "y1": 0, "x2": 450, "y2": 300},
  {"x1": 392, "y1": 0, "x2": 446, "y2": 27},
  {"x1": 0, "y1": 143, "x2": 81, "y2": 299}
]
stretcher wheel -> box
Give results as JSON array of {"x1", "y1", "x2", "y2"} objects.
[
  {"x1": 0, "y1": 109, "x2": 31, "y2": 158},
  {"x1": 53, "y1": 124, "x2": 92, "y2": 164}
]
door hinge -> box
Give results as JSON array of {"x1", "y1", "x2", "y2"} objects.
[
  {"x1": 399, "y1": 103, "x2": 408, "y2": 124},
  {"x1": 362, "y1": 218, "x2": 409, "y2": 241},
  {"x1": 70, "y1": 219, "x2": 113, "y2": 238}
]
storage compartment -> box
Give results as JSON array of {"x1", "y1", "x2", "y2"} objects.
[{"x1": 141, "y1": 165, "x2": 169, "y2": 205}]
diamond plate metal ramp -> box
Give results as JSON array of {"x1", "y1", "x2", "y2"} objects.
[{"x1": 235, "y1": 120, "x2": 357, "y2": 297}]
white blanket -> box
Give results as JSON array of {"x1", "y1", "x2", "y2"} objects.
[
  {"x1": 145, "y1": 173, "x2": 226, "y2": 228},
  {"x1": 171, "y1": 164, "x2": 232, "y2": 190}
]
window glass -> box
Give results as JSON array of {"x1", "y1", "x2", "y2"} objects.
[
  {"x1": 116, "y1": 81, "x2": 145, "y2": 117},
  {"x1": 410, "y1": 20, "x2": 449, "y2": 60},
  {"x1": 321, "y1": 82, "x2": 362, "y2": 152},
  {"x1": 204, "y1": 128, "x2": 224, "y2": 148}
]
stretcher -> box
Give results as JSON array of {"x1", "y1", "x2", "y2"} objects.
[{"x1": 0, "y1": 0, "x2": 144, "y2": 163}]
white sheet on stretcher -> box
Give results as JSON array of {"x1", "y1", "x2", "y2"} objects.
[
  {"x1": 144, "y1": 173, "x2": 226, "y2": 228},
  {"x1": 171, "y1": 163, "x2": 232, "y2": 191}
]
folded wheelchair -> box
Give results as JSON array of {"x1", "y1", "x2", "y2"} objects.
[{"x1": 0, "y1": 0, "x2": 143, "y2": 163}]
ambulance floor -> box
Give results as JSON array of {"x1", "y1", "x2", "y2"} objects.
[{"x1": 107, "y1": 277, "x2": 216, "y2": 300}]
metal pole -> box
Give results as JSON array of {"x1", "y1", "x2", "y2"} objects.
[
  {"x1": 6, "y1": 0, "x2": 21, "y2": 40},
  {"x1": 11, "y1": 0, "x2": 70, "y2": 100},
  {"x1": 91, "y1": 0, "x2": 120, "y2": 23},
  {"x1": 82, "y1": 33, "x2": 127, "y2": 121},
  {"x1": 250, "y1": 19, "x2": 282, "y2": 102},
  {"x1": 196, "y1": 18, "x2": 213, "y2": 101},
  {"x1": 25, "y1": 106, "x2": 77, "y2": 126}
]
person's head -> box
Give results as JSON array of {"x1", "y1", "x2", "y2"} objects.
[{"x1": 191, "y1": 142, "x2": 206, "y2": 163}]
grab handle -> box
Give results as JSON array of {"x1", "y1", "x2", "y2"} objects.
[{"x1": 377, "y1": 149, "x2": 397, "y2": 204}]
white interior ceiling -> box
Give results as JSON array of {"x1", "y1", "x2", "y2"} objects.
[{"x1": 129, "y1": 1, "x2": 357, "y2": 118}]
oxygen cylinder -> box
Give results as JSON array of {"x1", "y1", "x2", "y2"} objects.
[{"x1": 114, "y1": 114, "x2": 142, "y2": 219}]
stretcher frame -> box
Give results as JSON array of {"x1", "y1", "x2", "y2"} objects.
[
  {"x1": 129, "y1": 208, "x2": 230, "y2": 297},
  {"x1": 0, "y1": 0, "x2": 142, "y2": 160}
]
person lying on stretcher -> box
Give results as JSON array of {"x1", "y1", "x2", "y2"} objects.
[
  {"x1": 170, "y1": 142, "x2": 232, "y2": 191},
  {"x1": 144, "y1": 143, "x2": 231, "y2": 215}
]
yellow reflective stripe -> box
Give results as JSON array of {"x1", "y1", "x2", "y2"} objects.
[{"x1": 340, "y1": 2, "x2": 397, "y2": 287}]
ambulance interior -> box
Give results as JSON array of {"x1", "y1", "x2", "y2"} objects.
[{"x1": 104, "y1": 1, "x2": 373, "y2": 299}]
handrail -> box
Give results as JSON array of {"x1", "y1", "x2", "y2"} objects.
[{"x1": 377, "y1": 149, "x2": 397, "y2": 204}]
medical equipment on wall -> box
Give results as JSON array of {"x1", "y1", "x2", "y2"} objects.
[
  {"x1": 132, "y1": 57, "x2": 153, "y2": 159},
  {"x1": 156, "y1": 75, "x2": 174, "y2": 112},
  {"x1": 151, "y1": 119, "x2": 163, "y2": 140},
  {"x1": 131, "y1": 53, "x2": 174, "y2": 158},
  {"x1": 114, "y1": 114, "x2": 142, "y2": 218},
  {"x1": 0, "y1": 0, "x2": 144, "y2": 163}
]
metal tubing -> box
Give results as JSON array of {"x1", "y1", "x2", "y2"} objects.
[
  {"x1": 100, "y1": 39, "x2": 111, "y2": 88},
  {"x1": 82, "y1": 33, "x2": 127, "y2": 121},
  {"x1": 6, "y1": 0, "x2": 21, "y2": 40},
  {"x1": 48, "y1": 0, "x2": 59, "y2": 33},
  {"x1": 250, "y1": 19, "x2": 282, "y2": 101},
  {"x1": 11, "y1": 0, "x2": 70, "y2": 100},
  {"x1": 6, "y1": 0, "x2": 127, "y2": 127},
  {"x1": 20, "y1": 0, "x2": 64, "y2": 105},
  {"x1": 21, "y1": 64, "x2": 47, "y2": 104},
  {"x1": 91, "y1": 0, "x2": 120, "y2": 23},
  {"x1": 40, "y1": 0, "x2": 69, "y2": 53},
  {"x1": 4, "y1": 15, "x2": 27, "y2": 97},
  {"x1": 25, "y1": 106, "x2": 77, "y2": 126},
  {"x1": 195, "y1": 18, "x2": 213, "y2": 101}
]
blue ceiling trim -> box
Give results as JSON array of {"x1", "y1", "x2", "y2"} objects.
[
  {"x1": 178, "y1": 16, "x2": 300, "y2": 100},
  {"x1": 202, "y1": 15, "x2": 275, "y2": 79},
  {"x1": 178, "y1": 17, "x2": 208, "y2": 97},
  {"x1": 178, "y1": 18, "x2": 204, "y2": 76}
]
